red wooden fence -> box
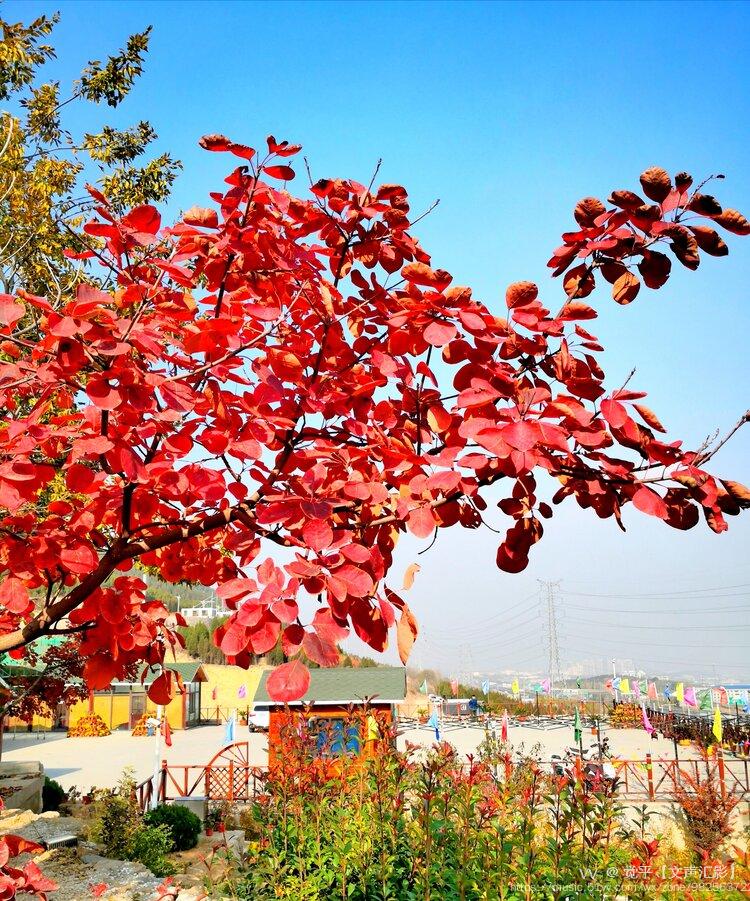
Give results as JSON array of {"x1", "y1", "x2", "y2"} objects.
[{"x1": 137, "y1": 751, "x2": 749, "y2": 811}]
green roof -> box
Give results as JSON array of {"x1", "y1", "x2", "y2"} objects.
[
  {"x1": 255, "y1": 666, "x2": 406, "y2": 706},
  {"x1": 133, "y1": 661, "x2": 207, "y2": 686}
]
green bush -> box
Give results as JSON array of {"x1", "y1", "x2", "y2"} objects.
[
  {"x1": 144, "y1": 803, "x2": 202, "y2": 851},
  {"x1": 89, "y1": 771, "x2": 178, "y2": 876},
  {"x1": 127, "y1": 823, "x2": 175, "y2": 877},
  {"x1": 42, "y1": 777, "x2": 65, "y2": 812}
]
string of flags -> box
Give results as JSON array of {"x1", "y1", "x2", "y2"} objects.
[{"x1": 606, "y1": 677, "x2": 749, "y2": 712}]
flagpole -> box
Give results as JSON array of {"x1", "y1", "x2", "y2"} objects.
[{"x1": 151, "y1": 703, "x2": 163, "y2": 811}]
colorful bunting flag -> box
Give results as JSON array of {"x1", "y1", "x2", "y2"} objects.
[
  {"x1": 605, "y1": 678, "x2": 613, "y2": 693},
  {"x1": 427, "y1": 709, "x2": 440, "y2": 741},
  {"x1": 511, "y1": 678, "x2": 519, "y2": 695},
  {"x1": 632, "y1": 681, "x2": 641, "y2": 700},
  {"x1": 619, "y1": 677, "x2": 630, "y2": 694},
  {"x1": 675, "y1": 682, "x2": 684, "y2": 704},
  {"x1": 161, "y1": 718, "x2": 173, "y2": 747},
  {"x1": 238, "y1": 684, "x2": 247, "y2": 699},
  {"x1": 576, "y1": 677, "x2": 582, "y2": 689},
  {"x1": 698, "y1": 689, "x2": 712, "y2": 711},
  {"x1": 573, "y1": 707, "x2": 582, "y2": 744},
  {"x1": 717, "y1": 687, "x2": 728, "y2": 707},
  {"x1": 224, "y1": 711, "x2": 236, "y2": 744},
  {"x1": 501, "y1": 709, "x2": 509, "y2": 743},
  {"x1": 712, "y1": 707, "x2": 723, "y2": 743},
  {"x1": 420, "y1": 679, "x2": 428, "y2": 694},
  {"x1": 647, "y1": 682, "x2": 658, "y2": 701},
  {"x1": 540, "y1": 678, "x2": 551, "y2": 694},
  {"x1": 663, "y1": 683, "x2": 672, "y2": 701},
  {"x1": 640, "y1": 703, "x2": 654, "y2": 736},
  {"x1": 481, "y1": 679, "x2": 490, "y2": 695},
  {"x1": 450, "y1": 679, "x2": 458, "y2": 696},
  {"x1": 639, "y1": 680, "x2": 648, "y2": 695},
  {"x1": 684, "y1": 687, "x2": 697, "y2": 708}
]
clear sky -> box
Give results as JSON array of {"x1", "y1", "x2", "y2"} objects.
[{"x1": 8, "y1": 0, "x2": 750, "y2": 680}]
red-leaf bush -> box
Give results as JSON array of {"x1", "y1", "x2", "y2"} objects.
[{"x1": 1, "y1": 135, "x2": 748, "y2": 701}]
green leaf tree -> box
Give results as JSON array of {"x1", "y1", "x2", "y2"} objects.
[{"x1": 0, "y1": 12, "x2": 180, "y2": 297}]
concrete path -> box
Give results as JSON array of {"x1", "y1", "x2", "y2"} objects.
[{"x1": 0, "y1": 720, "x2": 700, "y2": 792}]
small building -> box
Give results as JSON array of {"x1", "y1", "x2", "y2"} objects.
[
  {"x1": 712, "y1": 685, "x2": 750, "y2": 707},
  {"x1": 254, "y1": 666, "x2": 406, "y2": 765},
  {"x1": 68, "y1": 661, "x2": 208, "y2": 732}
]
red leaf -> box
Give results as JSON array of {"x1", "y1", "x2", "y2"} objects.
[
  {"x1": 121, "y1": 205, "x2": 160, "y2": 235},
  {"x1": 0, "y1": 578, "x2": 31, "y2": 614},
  {"x1": 302, "y1": 519, "x2": 333, "y2": 551},
  {"x1": 302, "y1": 632, "x2": 339, "y2": 667},
  {"x1": 335, "y1": 564, "x2": 374, "y2": 597},
  {"x1": 505, "y1": 281, "x2": 538, "y2": 309},
  {"x1": 713, "y1": 208, "x2": 750, "y2": 235},
  {"x1": 402, "y1": 563, "x2": 421, "y2": 590},
  {"x1": 148, "y1": 670, "x2": 176, "y2": 706},
  {"x1": 264, "y1": 165, "x2": 295, "y2": 181},
  {"x1": 612, "y1": 271, "x2": 640, "y2": 305},
  {"x1": 632, "y1": 486, "x2": 668, "y2": 519},
  {"x1": 60, "y1": 543, "x2": 97, "y2": 575},
  {"x1": 281, "y1": 624, "x2": 305, "y2": 657},
  {"x1": 266, "y1": 660, "x2": 310, "y2": 702},
  {"x1": 396, "y1": 602, "x2": 418, "y2": 665},
  {"x1": 423, "y1": 320, "x2": 457, "y2": 347},
  {"x1": 183, "y1": 206, "x2": 219, "y2": 228},
  {"x1": 199, "y1": 134, "x2": 233, "y2": 151},
  {"x1": 407, "y1": 506, "x2": 436, "y2": 539},
  {"x1": 83, "y1": 654, "x2": 120, "y2": 691},
  {"x1": 401, "y1": 262, "x2": 452, "y2": 290},
  {"x1": 501, "y1": 420, "x2": 538, "y2": 452},
  {"x1": 639, "y1": 167, "x2": 672, "y2": 203},
  {"x1": 600, "y1": 398, "x2": 629, "y2": 429},
  {"x1": 633, "y1": 403, "x2": 665, "y2": 433},
  {"x1": 0, "y1": 295, "x2": 24, "y2": 326},
  {"x1": 86, "y1": 378, "x2": 121, "y2": 411}
]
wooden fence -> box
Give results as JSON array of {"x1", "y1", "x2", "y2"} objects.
[{"x1": 136, "y1": 751, "x2": 750, "y2": 811}]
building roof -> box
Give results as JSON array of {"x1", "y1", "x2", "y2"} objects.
[
  {"x1": 126, "y1": 661, "x2": 208, "y2": 686},
  {"x1": 255, "y1": 666, "x2": 407, "y2": 706}
]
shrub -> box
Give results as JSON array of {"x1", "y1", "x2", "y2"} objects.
[
  {"x1": 42, "y1": 777, "x2": 65, "y2": 812},
  {"x1": 127, "y1": 823, "x2": 175, "y2": 877},
  {"x1": 89, "y1": 771, "x2": 180, "y2": 875},
  {"x1": 672, "y1": 759, "x2": 740, "y2": 858},
  {"x1": 144, "y1": 804, "x2": 202, "y2": 851}
]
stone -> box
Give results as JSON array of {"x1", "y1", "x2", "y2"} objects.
[
  {"x1": 0, "y1": 760, "x2": 44, "y2": 813},
  {"x1": 173, "y1": 795, "x2": 207, "y2": 822}
]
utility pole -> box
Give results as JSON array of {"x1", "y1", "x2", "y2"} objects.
[{"x1": 539, "y1": 580, "x2": 562, "y2": 696}]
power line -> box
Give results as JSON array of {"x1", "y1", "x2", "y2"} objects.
[
  {"x1": 560, "y1": 583, "x2": 750, "y2": 599},
  {"x1": 562, "y1": 602, "x2": 750, "y2": 615},
  {"x1": 562, "y1": 616, "x2": 750, "y2": 632}
]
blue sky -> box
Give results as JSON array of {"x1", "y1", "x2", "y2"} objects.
[{"x1": 8, "y1": 0, "x2": 750, "y2": 679}]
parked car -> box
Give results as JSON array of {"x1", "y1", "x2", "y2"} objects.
[{"x1": 247, "y1": 707, "x2": 270, "y2": 732}]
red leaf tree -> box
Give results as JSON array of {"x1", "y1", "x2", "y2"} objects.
[{"x1": 0, "y1": 138, "x2": 748, "y2": 701}]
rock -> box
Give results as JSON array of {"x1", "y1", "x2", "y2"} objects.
[
  {"x1": 0, "y1": 761, "x2": 44, "y2": 813},
  {"x1": 0, "y1": 810, "x2": 36, "y2": 832},
  {"x1": 39, "y1": 810, "x2": 60, "y2": 819}
]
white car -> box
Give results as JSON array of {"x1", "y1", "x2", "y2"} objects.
[{"x1": 247, "y1": 707, "x2": 270, "y2": 732}]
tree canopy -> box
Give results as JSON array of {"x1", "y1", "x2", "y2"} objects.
[
  {"x1": 0, "y1": 12, "x2": 179, "y2": 297},
  {"x1": 0, "y1": 128, "x2": 748, "y2": 703}
]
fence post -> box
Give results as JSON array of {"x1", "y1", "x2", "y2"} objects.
[
  {"x1": 646, "y1": 753, "x2": 654, "y2": 801},
  {"x1": 717, "y1": 748, "x2": 726, "y2": 799},
  {"x1": 160, "y1": 760, "x2": 167, "y2": 803},
  {"x1": 229, "y1": 760, "x2": 235, "y2": 801}
]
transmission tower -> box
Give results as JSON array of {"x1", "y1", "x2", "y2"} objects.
[{"x1": 539, "y1": 580, "x2": 562, "y2": 693}]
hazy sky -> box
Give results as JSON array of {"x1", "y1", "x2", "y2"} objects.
[{"x1": 10, "y1": 0, "x2": 749, "y2": 680}]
